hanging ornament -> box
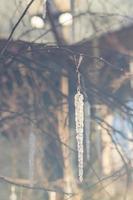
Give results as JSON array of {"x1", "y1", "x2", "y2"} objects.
[
  {"x1": 75, "y1": 90, "x2": 84, "y2": 182},
  {"x1": 74, "y1": 55, "x2": 84, "y2": 182},
  {"x1": 43, "y1": 0, "x2": 47, "y2": 19},
  {"x1": 9, "y1": 185, "x2": 17, "y2": 200}
]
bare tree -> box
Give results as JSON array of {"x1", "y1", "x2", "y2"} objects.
[{"x1": 0, "y1": 1, "x2": 133, "y2": 200}]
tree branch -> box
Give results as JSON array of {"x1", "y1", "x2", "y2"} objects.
[
  {"x1": 0, "y1": 175, "x2": 73, "y2": 195},
  {"x1": 0, "y1": 0, "x2": 36, "y2": 58}
]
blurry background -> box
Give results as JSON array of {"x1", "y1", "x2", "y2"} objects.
[{"x1": 0, "y1": 0, "x2": 133, "y2": 200}]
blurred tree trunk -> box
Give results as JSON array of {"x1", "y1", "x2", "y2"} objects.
[
  {"x1": 101, "y1": 112, "x2": 113, "y2": 175},
  {"x1": 100, "y1": 108, "x2": 115, "y2": 195}
]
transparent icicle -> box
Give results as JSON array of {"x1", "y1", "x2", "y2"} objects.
[
  {"x1": 84, "y1": 101, "x2": 91, "y2": 161},
  {"x1": 43, "y1": 0, "x2": 47, "y2": 19},
  {"x1": 74, "y1": 90, "x2": 84, "y2": 182},
  {"x1": 29, "y1": 130, "x2": 36, "y2": 186}
]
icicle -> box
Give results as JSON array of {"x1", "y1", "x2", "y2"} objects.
[
  {"x1": 9, "y1": 185, "x2": 17, "y2": 200},
  {"x1": 74, "y1": 90, "x2": 84, "y2": 182},
  {"x1": 29, "y1": 130, "x2": 36, "y2": 186},
  {"x1": 84, "y1": 101, "x2": 91, "y2": 161},
  {"x1": 43, "y1": 0, "x2": 47, "y2": 19}
]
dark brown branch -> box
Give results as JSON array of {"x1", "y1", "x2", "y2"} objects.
[
  {"x1": 0, "y1": 175, "x2": 73, "y2": 195},
  {"x1": 46, "y1": 1, "x2": 64, "y2": 46}
]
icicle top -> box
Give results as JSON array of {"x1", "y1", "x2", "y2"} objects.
[{"x1": 74, "y1": 91, "x2": 84, "y2": 134}]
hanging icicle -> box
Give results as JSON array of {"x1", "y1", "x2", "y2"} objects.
[
  {"x1": 29, "y1": 125, "x2": 36, "y2": 186},
  {"x1": 74, "y1": 55, "x2": 84, "y2": 182},
  {"x1": 43, "y1": 0, "x2": 47, "y2": 19},
  {"x1": 9, "y1": 185, "x2": 17, "y2": 200},
  {"x1": 75, "y1": 90, "x2": 84, "y2": 182}
]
